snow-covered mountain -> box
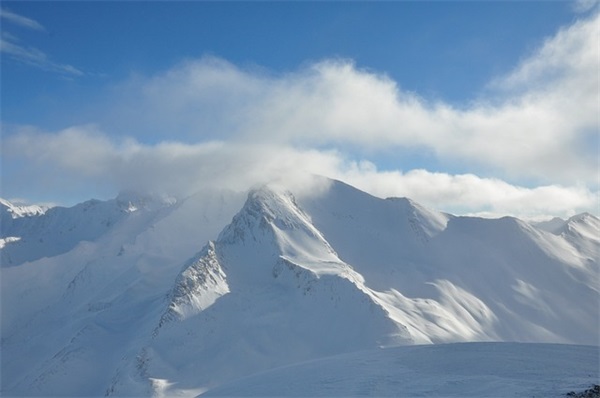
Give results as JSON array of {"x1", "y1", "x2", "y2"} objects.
[{"x1": 1, "y1": 178, "x2": 598, "y2": 397}]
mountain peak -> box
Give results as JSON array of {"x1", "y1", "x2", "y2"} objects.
[
  {"x1": 567, "y1": 212, "x2": 598, "y2": 225},
  {"x1": 2, "y1": 179, "x2": 598, "y2": 397},
  {"x1": 218, "y1": 184, "x2": 340, "y2": 269},
  {"x1": 534, "y1": 212, "x2": 599, "y2": 241},
  {"x1": 0, "y1": 198, "x2": 49, "y2": 219},
  {"x1": 115, "y1": 191, "x2": 177, "y2": 212},
  {"x1": 564, "y1": 212, "x2": 600, "y2": 243},
  {"x1": 158, "y1": 241, "x2": 229, "y2": 328}
]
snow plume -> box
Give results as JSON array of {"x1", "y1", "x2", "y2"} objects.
[
  {"x1": 2, "y1": 125, "x2": 341, "y2": 202},
  {"x1": 2, "y1": 11, "x2": 598, "y2": 218}
]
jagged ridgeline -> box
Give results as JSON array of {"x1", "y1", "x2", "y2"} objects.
[{"x1": 1, "y1": 178, "x2": 598, "y2": 397}]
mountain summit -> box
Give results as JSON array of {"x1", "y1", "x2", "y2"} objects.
[{"x1": 1, "y1": 178, "x2": 598, "y2": 396}]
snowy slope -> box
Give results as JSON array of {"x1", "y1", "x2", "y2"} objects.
[
  {"x1": 105, "y1": 186, "x2": 411, "y2": 396},
  {"x1": 0, "y1": 190, "x2": 245, "y2": 396},
  {"x1": 0, "y1": 193, "x2": 177, "y2": 267},
  {"x1": 1, "y1": 177, "x2": 598, "y2": 397},
  {"x1": 204, "y1": 343, "x2": 599, "y2": 397},
  {"x1": 106, "y1": 180, "x2": 599, "y2": 397},
  {"x1": 296, "y1": 179, "x2": 598, "y2": 345}
]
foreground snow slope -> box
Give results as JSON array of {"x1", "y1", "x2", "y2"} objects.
[
  {"x1": 1, "y1": 177, "x2": 598, "y2": 397},
  {"x1": 204, "y1": 343, "x2": 599, "y2": 397}
]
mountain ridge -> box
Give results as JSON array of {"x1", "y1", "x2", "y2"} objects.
[{"x1": 1, "y1": 177, "x2": 598, "y2": 397}]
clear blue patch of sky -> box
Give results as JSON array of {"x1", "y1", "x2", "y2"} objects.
[{"x1": 2, "y1": 1, "x2": 575, "y2": 133}]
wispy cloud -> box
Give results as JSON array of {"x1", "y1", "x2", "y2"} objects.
[
  {"x1": 0, "y1": 8, "x2": 45, "y2": 31},
  {"x1": 0, "y1": 9, "x2": 83, "y2": 76},
  {"x1": 572, "y1": 0, "x2": 599, "y2": 13},
  {"x1": 0, "y1": 37, "x2": 83, "y2": 76}
]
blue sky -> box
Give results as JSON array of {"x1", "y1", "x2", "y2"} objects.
[
  {"x1": 2, "y1": 2, "x2": 576, "y2": 125},
  {"x1": 1, "y1": 1, "x2": 598, "y2": 219}
]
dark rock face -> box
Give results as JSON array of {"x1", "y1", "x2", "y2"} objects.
[{"x1": 567, "y1": 384, "x2": 600, "y2": 398}]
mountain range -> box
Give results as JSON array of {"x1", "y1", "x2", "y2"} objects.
[{"x1": 1, "y1": 177, "x2": 598, "y2": 397}]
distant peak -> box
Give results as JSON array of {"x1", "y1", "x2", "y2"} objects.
[
  {"x1": 532, "y1": 212, "x2": 598, "y2": 237},
  {"x1": 532, "y1": 217, "x2": 567, "y2": 234},
  {"x1": 567, "y1": 212, "x2": 598, "y2": 224},
  {"x1": 115, "y1": 191, "x2": 177, "y2": 212},
  {"x1": 384, "y1": 196, "x2": 412, "y2": 204},
  {"x1": 385, "y1": 196, "x2": 451, "y2": 237},
  {"x1": 0, "y1": 198, "x2": 49, "y2": 218},
  {"x1": 384, "y1": 196, "x2": 424, "y2": 212}
]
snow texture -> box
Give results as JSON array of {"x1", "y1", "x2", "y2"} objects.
[
  {"x1": 204, "y1": 343, "x2": 599, "y2": 397},
  {"x1": 1, "y1": 177, "x2": 598, "y2": 397}
]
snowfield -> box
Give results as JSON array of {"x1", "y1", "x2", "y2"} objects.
[
  {"x1": 204, "y1": 343, "x2": 599, "y2": 397},
  {"x1": 1, "y1": 177, "x2": 598, "y2": 396}
]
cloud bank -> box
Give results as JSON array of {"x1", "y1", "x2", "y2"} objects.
[
  {"x1": 3, "y1": 11, "x2": 598, "y2": 219},
  {"x1": 4, "y1": 125, "x2": 596, "y2": 219}
]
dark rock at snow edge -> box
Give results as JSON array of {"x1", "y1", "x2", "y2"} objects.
[{"x1": 566, "y1": 384, "x2": 600, "y2": 398}]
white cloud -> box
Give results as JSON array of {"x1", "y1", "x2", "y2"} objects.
[
  {"x1": 572, "y1": 0, "x2": 599, "y2": 13},
  {"x1": 3, "y1": 126, "x2": 597, "y2": 219},
  {"x1": 2, "y1": 12, "x2": 598, "y2": 219},
  {"x1": 94, "y1": 12, "x2": 598, "y2": 186},
  {"x1": 0, "y1": 37, "x2": 84, "y2": 76},
  {"x1": 2, "y1": 125, "x2": 342, "y2": 199},
  {"x1": 336, "y1": 162, "x2": 597, "y2": 219}
]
